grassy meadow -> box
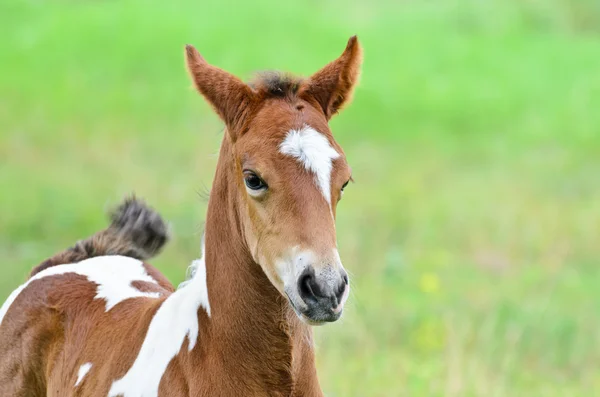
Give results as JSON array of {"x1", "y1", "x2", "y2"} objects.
[{"x1": 1, "y1": 0, "x2": 600, "y2": 395}]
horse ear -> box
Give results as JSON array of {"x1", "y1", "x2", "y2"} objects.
[
  {"x1": 185, "y1": 45, "x2": 255, "y2": 141},
  {"x1": 303, "y1": 36, "x2": 363, "y2": 119}
]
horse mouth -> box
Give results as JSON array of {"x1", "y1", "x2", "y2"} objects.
[{"x1": 285, "y1": 291, "x2": 341, "y2": 326}]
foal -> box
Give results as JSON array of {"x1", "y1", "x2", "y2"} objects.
[{"x1": 0, "y1": 36, "x2": 362, "y2": 396}]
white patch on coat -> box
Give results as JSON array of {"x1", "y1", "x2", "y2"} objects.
[
  {"x1": 280, "y1": 125, "x2": 340, "y2": 205},
  {"x1": 0, "y1": 256, "x2": 161, "y2": 327},
  {"x1": 75, "y1": 362, "x2": 93, "y2": 387},
  {"x1": 108, "y1": 254, "x2": 210, "y2": 397}
]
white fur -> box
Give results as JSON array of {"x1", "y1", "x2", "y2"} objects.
[
  {"x1": 276, "y1": 247, "x2": 314, "y2": 288},
  {"x1": 108, "y1": 255, "x2": 210, "y2": 397},
  {"x1": 0, "y1": 256, "x2": 161, "y2": 327},
  {"x1": 75, "y1": 362, "x2": 92, "y2": 387},
  {"x1": 280, "y1": 125, "x2": 340, "y2": 205}
]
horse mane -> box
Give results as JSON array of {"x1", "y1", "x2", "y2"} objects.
[{"x1": 249, "y1": 71, "x2": 304, "y2": 99}]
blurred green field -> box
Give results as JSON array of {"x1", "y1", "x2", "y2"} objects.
[{"x1": 1, "y1": 0, "x2": 600, "y2": 395}]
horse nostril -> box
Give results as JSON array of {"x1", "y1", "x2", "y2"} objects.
[
  {"x1": 335, "y1": 282, "x2": 346, "y2": 304},
  {"x1": 298, "y1": 266, "x2": 326, "y2": 303},
  {"x1": 342, "y1": 273, "x2": 349, "y2": 285},
  {"x1": 298, "y1": 268, "x2": 316, "y2": 303},
  {"x1": 301, "y1": 274, "x2": 315, "y2": 298}
]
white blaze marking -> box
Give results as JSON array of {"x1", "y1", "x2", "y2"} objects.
[
  {"x1": 108, "y1": 254, "x2": 210, "y2": 397},
  {"x1": 280, "y1": 125, "x2": 340, "y2": 205},
  {"x1": 0, "y1": 256, "x2": 161, "y2": 327},
  {"x1": 75, "y1": 363, "x2": 93, "y2": 387}
]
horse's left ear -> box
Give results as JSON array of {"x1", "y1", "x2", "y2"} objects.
[
  {"x1": 185, "y1": 44, "x2": 256, "y2": 142},
  {"x1": 303, "y1": 36, "x2": 363, "y2": 120}
]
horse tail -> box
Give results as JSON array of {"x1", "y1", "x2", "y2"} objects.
[{"x1": 30, "y1": 196, "x2": 169, "y2": 277}]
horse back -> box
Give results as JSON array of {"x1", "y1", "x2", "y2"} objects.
[{"x1": 0, "y1": 257, "x2": 173, "y2": 396}]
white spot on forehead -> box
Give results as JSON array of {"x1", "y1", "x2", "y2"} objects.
[
  {"x1": 280, "y1": 125, "x2": 340, "y2": 205},
  {"x1": 75, "y1": 362, "x2": 92, "y2": 387},
  {"x1": 108, "y1": 251, "x2": 210, "y2": 397},
  {"x1": 0, "y1": 256, "x2": 161, "y2": 327}
]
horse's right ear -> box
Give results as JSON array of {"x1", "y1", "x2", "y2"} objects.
[{"x1": 185, "y1": 45, "x2": 255, "y2": 141}]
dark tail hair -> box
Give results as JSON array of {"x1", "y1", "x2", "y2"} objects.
[{"x1": 30, "y1": 196, "x2": 169, "y2": 277}]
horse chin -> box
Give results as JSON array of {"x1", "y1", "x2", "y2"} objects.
[{"x1": 298, "y1": 314, "x2": 329, "y2": 326}]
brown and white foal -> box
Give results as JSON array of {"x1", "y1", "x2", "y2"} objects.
[{"x1": 0, "y1": 36, "x2": 362, "y2": 396}]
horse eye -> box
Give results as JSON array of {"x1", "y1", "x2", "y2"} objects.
[
  {"x1": 341, "y1": 180, "x2": 350, "y2": 192},
  {"x1": 244, "y1": 172, "x2": 267, "y2": 191}
]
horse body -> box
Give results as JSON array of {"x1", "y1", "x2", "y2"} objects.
[
  {"x1": 0, "y1": 258, "x2": 166, "y2": 396},
  {"x1": 0, "y1": 249, "x2": 314, "y2": 396},
  {"x1": 0, "y1": 37, "x2": 362, "y2": 396}
]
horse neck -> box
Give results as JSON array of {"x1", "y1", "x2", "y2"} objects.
[{"x1": 195, "y1": 134, "x2": 322, "y2": 396}]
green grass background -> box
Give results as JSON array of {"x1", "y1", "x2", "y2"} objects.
[{"x1": 1, "y1": 0, "x2": 600, "y2": 395}]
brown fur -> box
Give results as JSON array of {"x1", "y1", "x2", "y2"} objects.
[
  {"x1": 301, "y1": 36, "x2": 362, "y2": 118},
  {"x1": 0, "y1": 36, "x2": 362, "y2": 396}
]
